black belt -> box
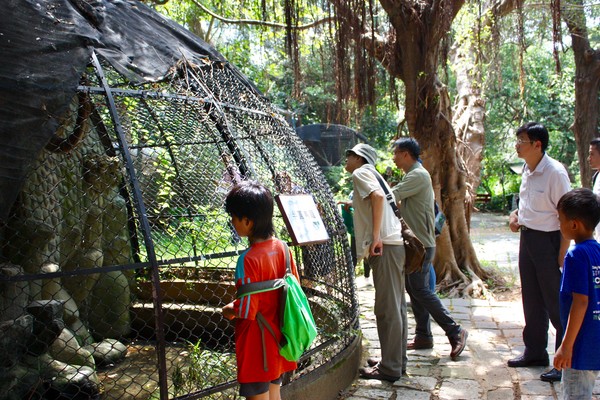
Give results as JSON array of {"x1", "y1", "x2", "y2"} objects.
[{"x1": 520, "y1": 226, "x2": 556, "y2": 233}]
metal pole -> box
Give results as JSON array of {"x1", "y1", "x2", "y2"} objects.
[{"x1": 90, "y1": 50, "x2": 169, "y2": 399}]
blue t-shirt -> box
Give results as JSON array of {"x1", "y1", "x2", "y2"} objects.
[{"x1": 559, "y1": 239, "x2": 600, "y2": 370}]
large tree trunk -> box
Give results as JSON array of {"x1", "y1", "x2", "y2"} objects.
[
  {"x1": 406, "y1": 64, "x2": 488, "y2": 296},
  {"x1": 450, "y1": 0, "x2": 522, "y2": 222},
  {"x1": 379, "y1": 0, "x2": 490, "y2": 295},
  {"x1": 563, "y1": 0, "x2": 600, "y2": 187},
  {"x1": 381, "y1": 0, "x2": 488, "y2": 296},
  {"x1": 451, "y1": 43, "x2": 485, "y2": 222}
]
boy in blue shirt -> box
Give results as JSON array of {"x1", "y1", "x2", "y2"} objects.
[{"x1": 554, "y1": 188, "x2": 600, "y2": 399}]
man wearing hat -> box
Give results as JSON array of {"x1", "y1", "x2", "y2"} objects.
[{"x1": 345, "y1": 143, "x2": 408, "y2": 381}]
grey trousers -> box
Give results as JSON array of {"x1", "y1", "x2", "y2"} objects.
[{"x1": 369, "y1": 244, "x2": 408, "y2": 376}]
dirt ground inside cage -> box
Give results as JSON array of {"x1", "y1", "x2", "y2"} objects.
[{"x1": 97, "y1": 342, "x2": 238, "y2": 400}]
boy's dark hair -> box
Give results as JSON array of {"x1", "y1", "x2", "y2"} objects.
[
  {"x1": 590, "y1": 137, "x2": 600, "y2": 149},
  {"x1": 225, "y1": 181, "x2": 275, "y2": 239},
  {"x1": 393, "y1": 137, "x2": 420, "y2": 160},
  {"x1": 557, "y1": 188, "x2": 600, "y2": 231},
  {"x1": 516, "y1": 122, "x2": 549, "y2": 151}
]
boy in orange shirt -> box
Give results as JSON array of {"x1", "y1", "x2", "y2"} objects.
[{"x1": 222, "y1": 181, "x2": 299, "y2": 400}]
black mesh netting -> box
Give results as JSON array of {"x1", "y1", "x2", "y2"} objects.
[{"x1": 0, "y1": 50, "x2": 358, "y2": 399}]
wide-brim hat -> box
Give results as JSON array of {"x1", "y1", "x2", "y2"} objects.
[{"x1": 346, "y1": 143, "x2": 377, "y2": 166}]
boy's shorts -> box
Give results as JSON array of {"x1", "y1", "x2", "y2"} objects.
[{"x1": 239, "y1": 375, "x2": 283, "y2": 397}]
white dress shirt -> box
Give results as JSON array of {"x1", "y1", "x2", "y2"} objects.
[
  {"x1": 518, "y1": 153, "x2": 571, "y2": 232},
  {"x1": 593, "y1": 171, "x2": 600, "y2": 241}
]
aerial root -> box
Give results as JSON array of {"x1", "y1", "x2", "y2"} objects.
[{"x1": 462, "y1": 266, "x2": 489, "y2": 299}]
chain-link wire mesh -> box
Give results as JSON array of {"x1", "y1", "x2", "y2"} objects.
[{"x1": 0, "y1": 52, "x2": 358, "y2": 399}]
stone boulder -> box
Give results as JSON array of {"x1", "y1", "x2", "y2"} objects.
[
  {"x1": 84, "y1": 338, "x2": 128, "y2": 367},
  {"x1": 0, "y1": 264, "x2": 29, "y2": 321},
  {"x1": 49, "y1": 328, "x2": 95, "y2": 368},
  {"x1": 88, "y1": 270, "x2": 131, "y2": 340}
]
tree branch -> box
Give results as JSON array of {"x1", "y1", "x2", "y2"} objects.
[
  {"x1": 329, "y1": 0, "x2": 394, "y2": 72},
  {"x1": 189, "y1": 0, "x2": 334, "y2": 30}
]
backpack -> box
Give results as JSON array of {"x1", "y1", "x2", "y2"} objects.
[
  {"x1": 236, "y1": 241, "x2": 317, "y2": 366},
  {"x1": 434, "y1": 201, "x2": 446, "y2": 236}
]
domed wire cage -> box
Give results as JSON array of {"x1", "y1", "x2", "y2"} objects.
[
  {"x1": 0, "y1": 51, "x2": 359, "y2": 399},
  {"x1": 0, "y1": 3, "x2": 359, "y2": 399}
]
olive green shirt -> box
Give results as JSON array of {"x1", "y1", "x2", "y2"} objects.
[{"x1": 391, "y1": 162, "x2": 436, "y2": 248}]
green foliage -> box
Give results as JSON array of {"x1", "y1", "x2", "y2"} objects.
[
  {"x1": 324, "y1": 166, "x2": 352, "y2": 200},
  {"x1": 172, "y1": 340, "x2": 237, "y2": 397},
  {"x1": 144, "y1": 205, "x2": 241, "y2": 262},
  {"x1": 480, "y1": 36, "x2": 580, "y2": 206},
  {"x1": 152, "y1": 0, "x2": 595, "y2": 206},
  {"x1": 480, "y1": 260, "x2": 519, "y2": 294},
  {"x1": 360, "y1": 106, "x2": 399, "y2": 149}
]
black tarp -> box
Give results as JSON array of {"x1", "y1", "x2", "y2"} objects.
[{"x1": 0, "y1": 0, "x2": 258, "y2": 222}]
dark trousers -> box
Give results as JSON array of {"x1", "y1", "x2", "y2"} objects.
[
  {"x1": 518, "y1": 228, "x2": 563, "y2": 358},
  {"x1": 406, "y1": 247, "x2": 461, "y2": 340}
]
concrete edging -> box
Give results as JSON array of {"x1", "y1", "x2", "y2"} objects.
[{"x1": 282, "y1": 333, "x2": 362, "y2": 400}]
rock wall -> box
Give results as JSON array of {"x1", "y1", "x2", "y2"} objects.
[{"x1": 0, "y1": 96, "x2": 131, "y2": 398}]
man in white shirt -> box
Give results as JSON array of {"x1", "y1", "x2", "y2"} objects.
[
  {"x1": 345, "y1": 143, "x2": 407, "y2": 381},
  {"x1": 589, "y1": 138, "x2": 600, "y2": 240},
  {"x1": 507, "y1": 122, "x2": 571, "y2": 383}
]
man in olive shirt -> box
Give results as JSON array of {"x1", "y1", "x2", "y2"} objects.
[{"x1": 391, "y1": 138, "x2": 468, "y2": 360}]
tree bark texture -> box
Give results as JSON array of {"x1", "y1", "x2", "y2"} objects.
[
  {"x1": 450, "y1": 0, "x2": 521, "y2": 220},
  {"x1": 451, "y1": 43, "x2": 486, "y2": 207},
  {"x1": 563, "y1": 0, "x2": 600, "y2": 188}
]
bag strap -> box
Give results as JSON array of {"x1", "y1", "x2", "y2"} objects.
[
  {"x1": 235, "y1": 240, "x2": 291, "y2": 298},
  {"x1": 278, "y1": 242, "x2": 290, "y2": 347},
  {"x1": 369, "y1": 170, "x2": 402, "y2": 219},
  {"x1": 282, "y1": 241, "x2": 292, "y2": 275},
  {"x1": 236, "y1": 279, "x2": 284, "y2": 298},
  {"x1": 256, "y1": 312, "x2": 280, "y2": 371}
]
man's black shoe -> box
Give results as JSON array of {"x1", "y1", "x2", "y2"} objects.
[
  {"x1": 540, "y1": 368, "x2": 562, "y2": 382},
  {"x1": 507, "y1": 354, "x2": 549, "y2": 368}
]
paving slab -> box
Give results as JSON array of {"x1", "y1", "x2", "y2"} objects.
[
  {"x1": 347, "y1": 387, "x2": 394, "y2": 399},
  {"x1": 487, "y1": 387, "x2": 515, "y2": 400},
  {"x1": 438, "y1": 378, "x2": 482, "y2": 400},
  {"x1": 408, "y1": 366, "x2": 435, "y2": 377},
  {"x1": 477, "y1": 367, "x2": 513, "y2": 388},
  {"x1": 339, "y1": 213, "x2": 600, "y2": 399},
  {"x1": 393, "y1": 376, "x2": 437, "y2": 391},
  {"x1": 390, "y1": 389, "x2": 431, "y2": 399},
  {"x1": 473, "y1": 321, "x2": 499, "y2": 329},
  {"x1": 520, "y1": 378, "x2": 556, "y2": 396},
  {"x1": 440, "y1": 365, "x2": 477, "y2": 379}
]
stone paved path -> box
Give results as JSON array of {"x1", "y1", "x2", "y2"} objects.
[{"x1": 339, "y1": 213, "x2": 600, "y2": 400}]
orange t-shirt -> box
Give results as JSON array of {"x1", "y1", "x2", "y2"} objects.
[{"x1": 233, "y1": 238, "x2": 299, "y2": 383}]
